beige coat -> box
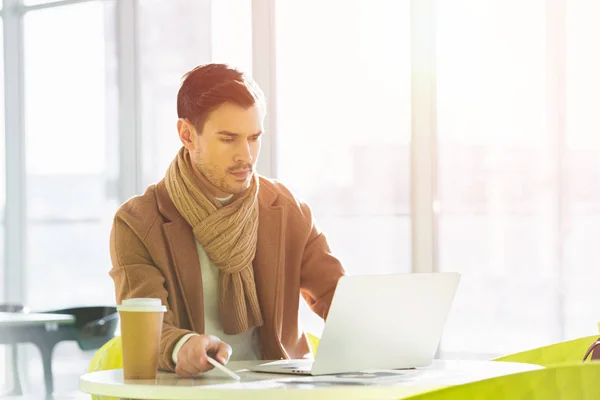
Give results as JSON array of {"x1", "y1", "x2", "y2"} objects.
[{"x1": 109, "y1": 177, "x2": 345, "y2": 371}]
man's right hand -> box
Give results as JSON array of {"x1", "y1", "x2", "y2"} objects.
[{"x1": 175, "y1": 334, "x2": 232, "y2": 378}]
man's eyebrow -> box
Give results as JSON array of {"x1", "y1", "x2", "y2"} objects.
[
  {"x1": 216, "y1": 131, "x2": 239, "y2": 137},
  {"x1": 216, "y1": 131, "x2": 262, "y2": 137}
]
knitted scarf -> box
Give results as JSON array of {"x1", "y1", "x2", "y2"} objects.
[{"x1": 165, "y1": 147, "x2": 263, "y2": 334}]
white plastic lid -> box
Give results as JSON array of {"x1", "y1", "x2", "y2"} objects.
[{"x1": 117, "y1": 298, "x2": 167, "y2": 312}]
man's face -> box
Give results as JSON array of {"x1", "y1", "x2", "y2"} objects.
[{"x1": 179, "y1": 102, "x2": 263, "y2": 197}]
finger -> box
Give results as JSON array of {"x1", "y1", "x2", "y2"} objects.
[
  {"x1": 203, "y1": 335, "x2": 231, "y2": 363},
  {"x1": 215, "y1": 342, "x2": 233, "y2": 365},
  {"x1": 203, "y1": 334, "x2": 226, "y2": 353},
  {"x1": 196, "y1": 335, "x2": 226, "y2": 368}
]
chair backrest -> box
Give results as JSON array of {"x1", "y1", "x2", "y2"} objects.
[
  {"x1": 403, "y1": 362, "x2": 600, "y2": 400},
  {"x1": 0, "y1": 303, "x2": 27, "y2": 313},
  {"x1": 88, "y1": 336, "x2": 123, "y2": 400},
  {"x1": 492, "y1": 335, "x2": 599, "y2": 367},
  {"x1": 306, "y1": 332, "x2": 320, "y2": 356},
  {"x1": 46, "y1": 306, "x2": 119, "y2": 350}
]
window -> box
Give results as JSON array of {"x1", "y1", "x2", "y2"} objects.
[
  {"x1": 23, "y1": 2, "x2": 118, "y2": 394},
  {"x1": 436, "y1": 0, "x2": 557, "y2": 357},
  {"x1": 564, "y1": 0, "x2": 600, "y2": 337},
  {"x1": 24, "y1": 0, "x2": 117, "y2": 310},
  {"x1": 275, "y1": 0, "x2": 411, "y2": 276}
]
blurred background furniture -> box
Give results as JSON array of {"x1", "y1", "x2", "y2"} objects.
[
  {"x1": 0, "y1": 303, "x2": 30, "y2": 396},
  {"x1": 0, "y1": 305, "x2": 118, "y2": 399},
  {"x1": 492, "y1": 335, "x2": 600, "y2": 367}
]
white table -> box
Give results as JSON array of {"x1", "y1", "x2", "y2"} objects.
[
  {"x1": 0, "y1": 312, "x2": 76, "y2": 397},
  {"x1": 0, "y1": 311, "x2": 75, "y2": 327},
  {"x1": 79, "y1": 359, "x2": 542, "y2": 400}
]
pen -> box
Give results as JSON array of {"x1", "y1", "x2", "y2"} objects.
[{"x1": 206, "y1": 356, "x2": 241, "y2": 381}]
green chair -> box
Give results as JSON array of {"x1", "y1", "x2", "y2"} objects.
[
  {"x1": 492, "y1": 335, "x2": 599, "y2": 367},
  {"x1": 306, "y1": 332, "x2": 320, "y2": 355},
  {"x1": 88, "y1": 335, "x2": 122, "y2": 400},
  {"x1": 402, "y1": 362, "x2": 600, "y2": 400}
]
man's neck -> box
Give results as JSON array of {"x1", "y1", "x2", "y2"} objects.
[{"x1": 216, "y1": 194, "x2": 234, "y2": 205}]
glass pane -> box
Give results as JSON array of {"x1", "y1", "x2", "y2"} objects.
[
  {"x1": 211, "y1": 0, "x2": 252, "y2": 74},
  {"x1": 565, "y1": 0, "x2": 600, "y2": 337},
  {"x1": 24, "y1": 0, "x2": 117, "y2": 307},
  {"x1": 436, "y1": 0, "x2": 556, "y2": 358},
  {"x1": 139, "y1": 0, "x2": 252, "y2": 187},
  {"x1": 23, "y1": 2, "x2": 117, "y2": 394},
  {"x1": 27, "y1": 223, "x2": 113, "y2": 306},
  {"x1": 275, "y1": 0, "x2": 411, "y2": 277}
]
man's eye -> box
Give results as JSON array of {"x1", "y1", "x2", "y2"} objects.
[{"x1": 220, "y1": 138, "x2": 234, "y2": 143}]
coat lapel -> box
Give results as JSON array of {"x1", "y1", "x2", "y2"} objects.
[
  {"x1": 156, "y1": 180, "x2": 205, "y2": 333},
  {"x1": 254, "y1": 181, "x2": 287, "y2": 359}
]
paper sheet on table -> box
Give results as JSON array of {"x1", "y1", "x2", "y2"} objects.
[{"x1": 208, "y1": 369, "x2": 464, "y2": 389}]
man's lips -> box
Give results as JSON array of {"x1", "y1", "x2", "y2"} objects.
[{"x1": 229, "y1": 169, "x2": 251, "y2": 179}]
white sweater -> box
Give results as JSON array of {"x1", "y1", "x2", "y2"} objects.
[{"x1": 172, "y1": 196, "x2": 262, "y2": 364}]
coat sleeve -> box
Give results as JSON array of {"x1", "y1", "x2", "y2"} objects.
[
  {"x1": 109, "y1": 215, "x2": 193, "y2": 372},
  {"x1": 298, "y1": 202, "x2": 345, "y2": 320}
]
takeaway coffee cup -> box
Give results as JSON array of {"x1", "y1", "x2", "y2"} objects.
[{"x1": 117, "y1": 298, "x2": 167, "y2": 379}]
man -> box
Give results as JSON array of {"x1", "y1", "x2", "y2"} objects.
[{"x1": 109, "y1": 63, "x2": 345, "y2": 378}]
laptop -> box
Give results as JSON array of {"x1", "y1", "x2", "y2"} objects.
[{"x1": 250, "y1": 272, "x2": 460, "y2": 376}]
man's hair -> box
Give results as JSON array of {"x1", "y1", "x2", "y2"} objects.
[{"x1": 177, "y1": 63, "x2": 265, "y2": 133}]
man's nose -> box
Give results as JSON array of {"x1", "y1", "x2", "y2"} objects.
[{"x1": 234, "y1": 141, "x2": 253, "y2": 164}]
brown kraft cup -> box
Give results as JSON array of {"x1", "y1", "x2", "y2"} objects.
[{"x1": 117, "y1": 298, "x2": 167, "y2": 379}]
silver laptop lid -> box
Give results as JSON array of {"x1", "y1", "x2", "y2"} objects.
[{"x1": 311, "y1": 272, "x2": 460, "y2": 375}]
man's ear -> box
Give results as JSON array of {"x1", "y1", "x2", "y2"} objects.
[{"x1": 177, "y1": 118, "x2": 196, "y2": 150}]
